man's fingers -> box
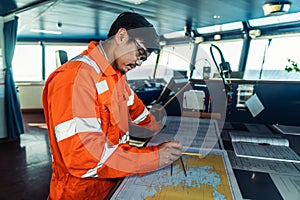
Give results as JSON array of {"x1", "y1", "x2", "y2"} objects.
[
  {"x1": 157, "y1": 140, "x2": 183, "y2": 168},
  {"x1": 170, "y1": 149, "x2": 182, "y2": 157},
  {"x1": 168, "y1": 140, "x2": 182, "y2": 149}
]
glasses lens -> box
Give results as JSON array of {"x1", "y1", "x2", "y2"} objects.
[
  {"x1": 138, "y1": 49, "x2": 147, "y2": 62},
  {"x1": 133, "y1": 39, "x2": 148, "y2": 62}
]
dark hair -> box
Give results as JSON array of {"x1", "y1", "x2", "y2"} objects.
[{"x1": 108, "y1": 12, "x2": 160, "y2": 53}]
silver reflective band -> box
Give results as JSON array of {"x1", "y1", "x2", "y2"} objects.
[
  {"x1": 127, "y1": 89, "x2": 135, "y2": 106},
  {"x1": 71, "y1": 55, "x2": 101, "y2": 74},
  {"x1": 81, "y1": 142, "x2": 118, "y2": 178},
  {"x1": 55, "y1": 117, "x2": 102, "y2": 142},
  {"x1": 119, "y1": 131, "x2": 130, "y2": 144},
  {"x1": 132, "y1": 107, "x2": 149, "y2": 124}
]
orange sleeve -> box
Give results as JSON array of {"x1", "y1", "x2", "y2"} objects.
[
  {"x1": 98, "y1": 144, "x2": 159, "y2": 178},
  {"x1": 128, "y1": 89, "x2": 160, "y2": 131}
]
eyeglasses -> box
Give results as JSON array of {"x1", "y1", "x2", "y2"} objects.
[{"x1": 132, "y1": 38, "x2": 148, "y2": 62}]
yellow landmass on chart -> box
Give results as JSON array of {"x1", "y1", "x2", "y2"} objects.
[{"x1": 145, "y1": 154, "x2": 232, "y2": 200}]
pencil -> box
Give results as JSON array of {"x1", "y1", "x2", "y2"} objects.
[{"x1": 182, "y1": 152, "x2": 202, "y2": 157}]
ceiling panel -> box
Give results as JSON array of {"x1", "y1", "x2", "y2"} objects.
[{"x1": 1, "y1": 0, "x2": 300, "y2": 41}]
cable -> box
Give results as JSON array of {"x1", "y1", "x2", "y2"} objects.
[
  {"x1": 209, "y1": 44, "x2": 232, "y2": 90},
  {"x1": 210, "y1": 44, "x2": 233, "y2": 117}
]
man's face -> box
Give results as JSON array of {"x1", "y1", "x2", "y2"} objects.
[{"x1": 114, "y1": 38, "x2": 149, "y2": 75}]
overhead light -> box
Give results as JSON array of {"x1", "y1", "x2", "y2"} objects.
[
  {"x1": 197, "y1": 22, "x2": 243, "y2": 34},
  {"x1": 159, "y1": 41, "x2": 167, "y2": 46},
  {"x1": 30, "y1": 28, "x2": 62, "y2": 35},
  {"x1": 214, "y1": 34, "x2": 221, "y2": 40},
  {"x1": 120, "y1": 0, "x2": 149, "y2": 4},
  {"x1": 262, "y1": 0, "x2": 291, "y2": 16},
  {"x1": 249, "y1": 12, "x2": 300, "y2": 27},
  {"x1": 194, "y1": 36, "x2": 204, "y2": 43},
  {"x1": 249, "y1": 29, "x2": 261, "y2": 39}
]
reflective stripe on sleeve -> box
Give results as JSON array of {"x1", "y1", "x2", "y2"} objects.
[
  {"x1": 81, "y1": 142, "x2": 118, "y2": 178},
  {"x1": 70, "y1": 55, "x2": 100, "y2": 74},
  {"x1": 119, "y1": 131, "x2": 130, "y2": 144},
  {"x1": 132, "y1": 107, "x2": 149, "y2": 124},
  {"x1": 127, "y1": 89, "x2": 134, "y2": 106},
  {"x1": 54, "y1": 117, "x2": 102, "y2": 142}
]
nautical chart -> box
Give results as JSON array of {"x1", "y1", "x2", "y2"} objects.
[{"x1": 110, "y1": 150, "x2": 242, "y2": 200}]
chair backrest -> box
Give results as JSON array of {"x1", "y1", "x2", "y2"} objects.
[{"x1": 55, "y1": 50, "x2": 68, "y2": 67}]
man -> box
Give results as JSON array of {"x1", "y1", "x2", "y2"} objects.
[{"x1": 42, "y1": 12, "x2": 182, "y2": 199}]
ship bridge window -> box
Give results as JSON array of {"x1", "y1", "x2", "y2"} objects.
[
  {"x1": 191, "y1": 40, "x2": 243, "y2": 79},
  {"x1": 12, "y1": 44, "x2": 42, "y2": 82},
  {"x1": 45, "y1": 45, "x2": 86, "y2": 79},
  {"x1": 245, "y1": 35, "x2": 300, "y2": 81},
  {"x1": 126, "y1": 53, "x2": 159, "y2": 80},
  {"x1": 12, "y1": 43, "x2": 86, "y2": 82},
  {"x1": 155, "y1": 43, "x2": 194, "y2": 82}
]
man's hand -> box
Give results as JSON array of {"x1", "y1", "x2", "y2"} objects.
[{"x1": 157, "y1": 141, "x2": 182, "y2": 168}]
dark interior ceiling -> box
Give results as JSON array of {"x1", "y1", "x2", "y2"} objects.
[{"x1": 1, "y1": 0, "x2": 300, "y2": 41}]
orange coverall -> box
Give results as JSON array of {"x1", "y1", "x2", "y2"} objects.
[{"x1": 42, "y1": 41, "x2": 160, "y2": 199}]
